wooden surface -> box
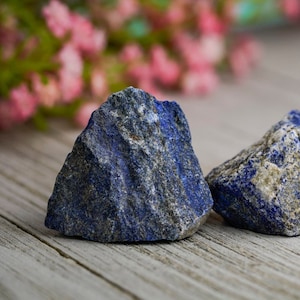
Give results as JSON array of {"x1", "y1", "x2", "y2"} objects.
[{"x1": 1, "y1": 27, "x2": 300, "y2": 300}]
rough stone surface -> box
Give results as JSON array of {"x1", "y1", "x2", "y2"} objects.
[
  {"x1": 206, "y1": 110, "x2": 300, "y2": 236},
  {"x1": 45, "y1": 87, "x2": 213, "y2": 242}
]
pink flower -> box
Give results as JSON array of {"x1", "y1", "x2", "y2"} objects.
[
  {"x1": 150, "y1": 45, "x2": 165, "y2": 65},
  {"x1": 57, "y1": 43, "x2": 83, "y2": 102},
  {"x1": 158, "y1": 60, "x2": 180, "y2": 87},
  {"x1": 229, "y1": 36, "x2": 261, "y2": 79},
  {"x1": 74, "y1": 102, "x2": 99, "y2": 128},
  {"x1": 120, "y1": 44, "x2": 143, "y2": 63},
  {"x1": 70, "y1": 14, "x2": 106, "y2": 55},
  {"x1": 105, "y1": 0, "x2": 138, "y2": 30},
  {"x1": 57, "y1": 43, "x2": 83, "y2": 76},
  {"x1": 229, "y1": 47, "x2": 249, "y2": 79},
  {"x1": 181, "y1": 40, "x2": 210, "y2": 71},
  {"x1": 105, "y1": 11, "x2": 124, "y2": 30},
  {"x1": 197, "y1": 9, "x2": 225, "y2": 35},
  {"x1": 174, "y1": 32, "x2": 211, "y2": 71},
  {"x1": 137, "y1": 80, "x2": 163, "y2": 100},
  {"x1": 127, "y1": 62, "x2": 152, "y2": 82},
  {"x1": 165, "y1": 2, "x2": 186, "y2": 25},
  {"x1": 150, "y1": 45, "x2": 180, "y2": 87},
  {"x1": 116, "y1": 0, "x2": 139, "y2": 20},
  {"x1": 200, "y1": 34, "x2": 225, "y2": 64},
  {"x1": 32, "y1": 74, "x2": 61, "y2": 107},
  {"x1": 43, "y1": 0, "x2": 72, "y2": 38},
  {"x1": 282, "y1": 0, "x2": 300, "y2": 20},
  {"x1": 0, "y1": 101, "x2": 15, "y2": 130},
  {"x1": 173, "y1": 31, "x2": 191, "y2": 52},
  {"x1": 9, "y1": 83, "x2": 37, "y2": 122},
  {"x1": 240, "y1": 37, "x2": 261, "y2": 65},
  {"x1": 181, "y1": 67, "x2": 219, "y2": 95},
  {"x1": 58, "y1": 69, "x2": 83, "y2": 103},
  {"x1": 92, "y1": 30, "x2": 107, "y2": 53},
  {"x1": 90, "y1": 68, "x2": 108, "y2": 98}
]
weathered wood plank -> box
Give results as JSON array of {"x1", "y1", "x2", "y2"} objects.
[
  {"x1": 1, "y1": 170, "x2": 300, "y2": 300},
  {"x1": 0, "y1": 217, "x2": 134, "y2": 300},
  {"x1": 255, "y1": 26, "x2": 300, "y2": 80},
  {"x1": 1, "y1": 108, "x2": 300, "y2": 300}
]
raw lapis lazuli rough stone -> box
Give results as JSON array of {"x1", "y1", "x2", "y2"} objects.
[
  {"x1": 45, "y1": 87, "x2": 213, "y2": 242},
  {"x1": 206, "y1": 110, "x2": 300, "y2": 236}
]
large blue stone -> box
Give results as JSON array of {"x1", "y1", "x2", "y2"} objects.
[
  {"x1": 45, "y1": 87, "x2": 213, "y2": 242},
  {"x1": 206, "y1": 110, "x2": 300, "y2": 236}
]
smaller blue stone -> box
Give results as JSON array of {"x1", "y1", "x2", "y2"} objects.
[{"x1": 206, "y1": 110, "x2": 300, "y2": 236}]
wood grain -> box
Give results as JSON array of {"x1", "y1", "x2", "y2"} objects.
[{"x1": 1, "y1": 27, "x2": 300, "y2": 300}]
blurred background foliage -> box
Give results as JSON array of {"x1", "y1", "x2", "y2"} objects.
[{"x1": 0, "y1": 0, "x2": 299, "y2": 130}]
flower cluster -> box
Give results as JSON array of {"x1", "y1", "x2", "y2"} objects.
[
  {"x1": 0, "y1": 0, "x2": 298, "y2": 130},
  {"x1": 281, "y1": 0, "x2": 300, "y2": 20},
  {"x1": 0, "y1": 0, "x2": 107, "y2": 130}
]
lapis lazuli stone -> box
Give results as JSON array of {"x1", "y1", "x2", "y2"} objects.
[
  {"x1": 45, "y1": 87, "x2": 213, "y2": 242},
  {"x1": 206, "y1": 110, "x2": 300, "y2": 236}
]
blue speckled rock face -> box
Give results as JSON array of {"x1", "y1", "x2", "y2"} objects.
[
  {"x1": 206, "y1": 110, "x2": 300, "y2": 236},
  {"x1": 45, "y1": 87, "x2": 213, "y2": 242}
]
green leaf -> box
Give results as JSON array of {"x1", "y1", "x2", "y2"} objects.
[
  {"x1": 141, "y1": 0, "x2": 170, "y2": 11},
  {"x1": 83, "y1": 62, "x2": 92, "y2": 84},
  {"x1": 40, "y1": 99, "x2": 82, "y2": 118},
  {"x1": 98, "y1": 0, "x2": 118, "y2": 8},
  {"x1": 31, "y1": 111, "x2": 48, "y2": 131},
  {"x1": 109, "y1": 81, "x2": 129, "y2": 93},
  {"x1": 126, "y1": 17, "x2": 150, "y2": 38}
]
